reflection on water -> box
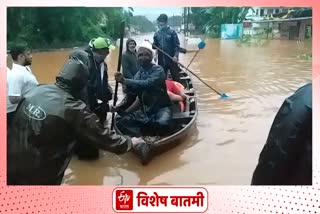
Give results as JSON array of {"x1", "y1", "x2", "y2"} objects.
[{"x1": 8, "y1": 34, "x2": 311, "y2": 185}]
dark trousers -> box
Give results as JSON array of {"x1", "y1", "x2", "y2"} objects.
[
  {"x1": 7, "y1": 112, "x2": 15, "y2": 128},
  {"x1": 116, "y1": 107, "x2": 172, "y2": 137},
  {"x1": 74, "y1": 102, "x2": 109, "y2": 160},
  {"x1": 163, "y1": 62, "x2": 182, "y2": 84}
]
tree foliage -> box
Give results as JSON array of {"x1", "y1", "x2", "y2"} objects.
[
  {"x1": 7, "y1": 7, "x2": 131, "y2": 49},
  {"x1": 168, "y1": 15, "x2": 182, "y2": 27},
  {"x1": 189, "y1": 7, "x2": 253, "y2": 37},
  {"x1": 130, "y1": 15, "x2": 156, "y2": 33}
]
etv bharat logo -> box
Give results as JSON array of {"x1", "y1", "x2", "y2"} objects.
[{"x1": 115, "y1": 190, "x2": 133, "y2": 210}]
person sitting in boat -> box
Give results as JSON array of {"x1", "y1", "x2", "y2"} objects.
[
  {"x1": 113, "y1": 45, "x2": 172, "y2": 137},
  {"x1": 166, "y1": 80, "x2": 187, "y2": 112},
  {"x1": 121, "y1": 79, "x2": 187, "y2": 114},
  {"x1": 251, "y1": 83, "x2": 312, "y2": 185}
]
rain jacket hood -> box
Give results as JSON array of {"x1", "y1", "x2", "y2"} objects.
[
  {"x1": 56, "y1": 50, "x2": 89, "y2": 96},
  {"x1": 126, "y1": 38, "x2": 137, "y2": 51}
]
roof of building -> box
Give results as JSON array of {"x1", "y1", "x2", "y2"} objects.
[
  {"x1": 244, "y1": 8, "x2": 312, "y2": 23},
  {"x1": 243, "y1": 17, "x2": 312, "y2": 23}
]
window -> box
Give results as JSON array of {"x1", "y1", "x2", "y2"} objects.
[
  {"x1": 260, "y1": 9, "x2": 265, "y2": 16},
  {"x1": 275, "y1": 9, "x2": 279, "y2": 14},
  {"x1": 267, "y1": 9, "x2": 273, "y2": 14}
]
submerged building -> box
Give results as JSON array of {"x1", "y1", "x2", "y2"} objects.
[{"x1": 243, "y1": 7, "x2": 312, "y2": 40}]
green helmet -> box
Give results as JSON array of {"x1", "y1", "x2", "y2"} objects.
[{"x1": 91, "y1": 37, "x2": 115, "y2": 50}]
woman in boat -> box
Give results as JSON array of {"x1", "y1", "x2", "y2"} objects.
[{"x1": 251, "y1": 83, "x2": 312, "y2": 185}]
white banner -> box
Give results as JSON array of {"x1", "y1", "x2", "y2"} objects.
[{"x1": 112, "y1": 187, "x2": 208, "y2": 213}]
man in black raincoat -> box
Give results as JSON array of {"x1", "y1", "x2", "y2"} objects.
[
  {"x1": 7, "y1": 50, "x2": 142, "y2": 185},
  {"x1": 113, "y1": 45, "x2": 172, "y2": 137},
  {"x1": 74, "y1": 37, "x2": 115, "y2": 160},
  {"x1": 84, "y1": 37, "x2": 114, "y2": 124},
  {"x1": 251, "y1": 83, "x2": 312, "y2": 185}
]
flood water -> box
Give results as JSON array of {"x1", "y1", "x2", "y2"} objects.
[{"x1": 8, "y1": 33, "x2": 311, "y2": 185}]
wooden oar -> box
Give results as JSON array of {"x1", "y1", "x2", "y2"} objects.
[
  {"x1": 146, "y1": 40, "x2": 229, "y2": 99},
  {"x1": 111, "y1": 21, "x2": 125, "y2": 130}
]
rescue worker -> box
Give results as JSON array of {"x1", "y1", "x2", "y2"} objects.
[
  {"x1": 74, "y1": 37, "x2": 115, "y2": 160},
  {"x1": 251, "y1": 83, "x2": 312, "y2": 185},
  {"x1": 7, "y1": 50, "x2": 143, "y2": 185}
]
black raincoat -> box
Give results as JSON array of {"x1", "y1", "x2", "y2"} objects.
[
  {"x1": 84, "y1": 45, "x2": 113, "y2": 118},
  {"x1": 74, "y1": 45, "x2": 114, "y2": 160},
  {"x1": 251, "y1": 83, "x2": 312, "y2": 185},
  {"x1": 7, "y1": 51, "x2": 132, "y2": 185}
]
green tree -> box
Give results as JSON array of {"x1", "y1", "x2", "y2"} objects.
[
  {"x1": 190, "y1": 7, "x2": 253, "y2": 37},
  {"x1": 130, "y1": 15, "x2": 156, "y2": 33},
  {"x1": 7, "y1": 7, "x2": 131, "y2": 49},
  {"x1": 168, "y1": 15, "x2": 182, "y2": 27}
]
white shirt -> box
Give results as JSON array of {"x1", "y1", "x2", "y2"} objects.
[{"x1": 7, "y1": 63, "x2": 38, "y2": 113}]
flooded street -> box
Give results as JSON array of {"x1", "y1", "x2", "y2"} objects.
[{"x1": 9, "y1": 34, "x2": 311, "y2": 185}]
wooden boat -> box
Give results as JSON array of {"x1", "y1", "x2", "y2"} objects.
[{"x1": 114, "y1": 68, "x2": 198, "y2": 165}]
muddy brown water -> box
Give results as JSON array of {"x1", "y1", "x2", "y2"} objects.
[{"x1": 7, "y1": 34, "x2": 311, "y2": 185}]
